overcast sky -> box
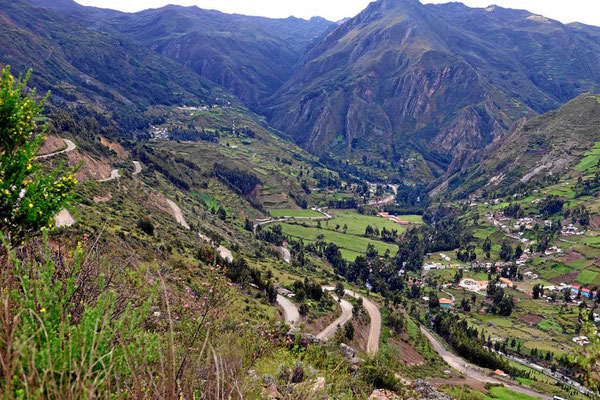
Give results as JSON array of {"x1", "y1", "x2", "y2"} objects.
[{"x1": 74, "y1": 0, "x2": 600, "y2": 27}]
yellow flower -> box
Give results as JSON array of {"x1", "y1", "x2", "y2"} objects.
[
  {"x1": 28, "y1": 203, "x2": 33, "y2": 208},
  {"x1": 40, "y1": 308, "x2": 46, "y2": 313}
]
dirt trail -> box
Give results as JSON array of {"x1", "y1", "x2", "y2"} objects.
[
  {"x1": 132, "y1": 161, "x2": 142, "y2": 175},
  {"x1": 276, "y1": 295, "x2": 300, "y2": 326},
  {"x1": 98, "y1": 169, "x2": 120, "y2": 182},
  {"x1": 279, "y1": 246, "x2": 291, "y2": 263},
  {"x1": 321, "y1": 287, "x2": 381, "y2": 354},
  {"x1": 35, "y1": 138, "x2": 76, "y2": 159},
  {"x1": 253, "y1": 207, "x2": 332, "y2": 232},
  {"x1": 166, "y1": 199, "x2": 190, "y2": 229},
  {"x1": 317, "y1": 296, "x2": 353, "y2": 341},
  {"x1": 420, "y1": 327, "x2": 551, "y2": 400}
]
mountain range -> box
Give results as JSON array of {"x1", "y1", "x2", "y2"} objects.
[{"x1": 4, "y1": 0, "x2": 600, "y2": 195}]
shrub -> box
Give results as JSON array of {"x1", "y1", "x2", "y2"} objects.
[
  {"x1": 0, "y1": 66, "x2": 77, "y2": 245},
  {"x1": 137, "y1": 217, "x2": 155, "y2": 236}
]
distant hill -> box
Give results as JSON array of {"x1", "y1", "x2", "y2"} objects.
[
  {"x1": 27, "y1": 0, "x2": 335, "y2": 110},
  {"x1": 265, "y1": 0, "x2": 600, "y2": 179},
  {"x1": 13, "y1": 0, "x2": 600, "y2": 187},
  {"x1": 438, "y1": 94, "x2": 600, "y2": 198},
  {"x1": 0, "y1": 0, "x2": 228, "y2": 134}
]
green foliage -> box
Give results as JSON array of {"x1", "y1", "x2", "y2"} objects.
[
  {"x1": 0, "y1": 237, "x2": 157, "y2": 398},
  {"x1": 0, "y1": 67, "x2": 76, "y2": 244},
  {"x1": 359, "y1": 353, "x2": 400, "y2": 391}
]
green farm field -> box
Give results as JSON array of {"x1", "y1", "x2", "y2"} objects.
[
  {"x1": 268, "y1": 208, "x2": 323, "y2": 218},
  {"x1": 297, "y1": 209, "x2": 419, "y2": 236},
  {"x1": 277, "y1": 222, "x2": 398, "y2": 259}
]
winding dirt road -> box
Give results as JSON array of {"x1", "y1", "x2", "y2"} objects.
[
  {"x1": 35, "y1": 138, "x2": 76, "y2": 159},
  {"x1": 317, "y1": 296, "x2": 354, "y2": 341},
  {"x1": 276, "y1": 295, "x2": 300, "y2": 326},
  {"x1": 98, "y1": 169, "x2": 120, "y2": 182},
  {"x1": 322, "y1": 287, "x2": 381, "y2": 354},
  {"x1": 420, "y1": 327, "x2": 550, "y2": 399}
]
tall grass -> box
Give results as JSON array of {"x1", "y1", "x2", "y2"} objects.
[{"x1": 0, "y1": 233, "x2": 263, "y2": 399}]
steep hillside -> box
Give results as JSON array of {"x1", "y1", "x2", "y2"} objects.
[
  {"x1": 266, "y1": 0, "x2": 600, "y2": 180},
  {"x1": 439, "y1": 94, "x2": 600, "y2": 198},
  {"x1": 27, "y1": 0, "x2": 335, "y2": 110},
  {"x1": 0, "y1": 0, "x2": 224, "y2": 114}
]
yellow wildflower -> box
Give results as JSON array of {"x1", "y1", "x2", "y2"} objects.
[{"x1": 40, "y1": 308, "x2": 46, "y2": 313}]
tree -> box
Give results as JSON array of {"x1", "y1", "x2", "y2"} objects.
[
  {"x1": 0, "y1": 67, "x2": 77, "y2": 245},
  {"x1": 483, "y1": 237, "x2": 492, "y2": 254},
  {"x1": 532, "y1": 284, "x2": 543, "y2": 299},
  {"x1": 137, "y1": 217, "x2": 155, "y2": 236},
  {"x1": 499, "y1": 241, "x2": 513, "y2": 262},
  {"x1": 244, "y1": 218, "x2": 253, "y2": 232},
  {"x1": 428, "y1": 291, "x2": 440, "y2": 309},
  {"x1": 344, "y1": 321, "x2": 355, "y2": 340},
  {"x1": 366, "y1": 243, "x2": 378, "y2": 259},
  {"x1": 265, "y1": 281, "x2": 277, "y2": 304},
  {"x1": 335, "y1": 282, "x2": 345, "y2": 298},
  {"x1": 514, "y1": 244, "x2": 524, "y2": 260}
]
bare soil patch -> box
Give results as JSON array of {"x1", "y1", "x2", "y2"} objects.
[
  {"x1": 100, "y1": 137, "x2": 128, "y2": 159},
  {"x1": 550, "y1": 270, "x2": 579, "y2": 284},
  {"x1": 558, "y1": 251, "x2": 582, "y2": 264},
  {"x1": 305, "y1": 309, "x2": 338, "y2": 335},
  {"x1": 39, "y1": 135, "x2": 66, "y2": 155},
  {"x1": 93, "y1": 193, "x2": 113, "y2": 203},
  {"x1": 388, "y1": 335, "x2": 425, "y2": 366}
]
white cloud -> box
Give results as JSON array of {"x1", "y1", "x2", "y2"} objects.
[{"x1": 74, "y1": 0, "x2": 600, "y2": 26}]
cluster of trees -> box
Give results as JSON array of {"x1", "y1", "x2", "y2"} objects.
[
  {"x1": 224, "y1": 257, "x2": 277, "y2": 303},
  {"x1": 540, "y1": 195, "x2": 564, "y2": 217},
  {"x1": 575, "y1": 172, "x2": 600, "y2": 197},
  {"x1": 456, "y1": 245, "x2": 477, "y2": 263},
  {"x1": 214, "y1": 163, "x2": 260, "y2": 195},
  {"x1": 328, "y1": 197, "x2": 359, "y2": 209},
  {"x1": 256, "y1": 224, "x2": 285, "y2": 246},
  {"x1": 169, "y1": 126, "x2": 219, "y2": 142},
  {"x1": 432, "y1": 312, "x2": 518, "y2": 376},
  {"x1": 364, "y1": 225, "x2": 399, "y2": 242},
  {"x1": 486, "y1": 282, "x2": 515, "y2": 316},
  {"x1": 137, "y1": 147, "x2": 196, "y2": 190},
  {"x1": 566, "y1": 205, "x2": 591, "y2": 227},
  {"x1": 393, "y1": 184, "x2": 430, "y2": 214},
  {"x1": 499, "y1": 240, "x2": 523, "y2": 262},
  {"x1": 313, "y1": 170, "x2": 341, "y2": 189},
  {"x1": 503, "y1": 203, "x2": 523, "y2": 219}
]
